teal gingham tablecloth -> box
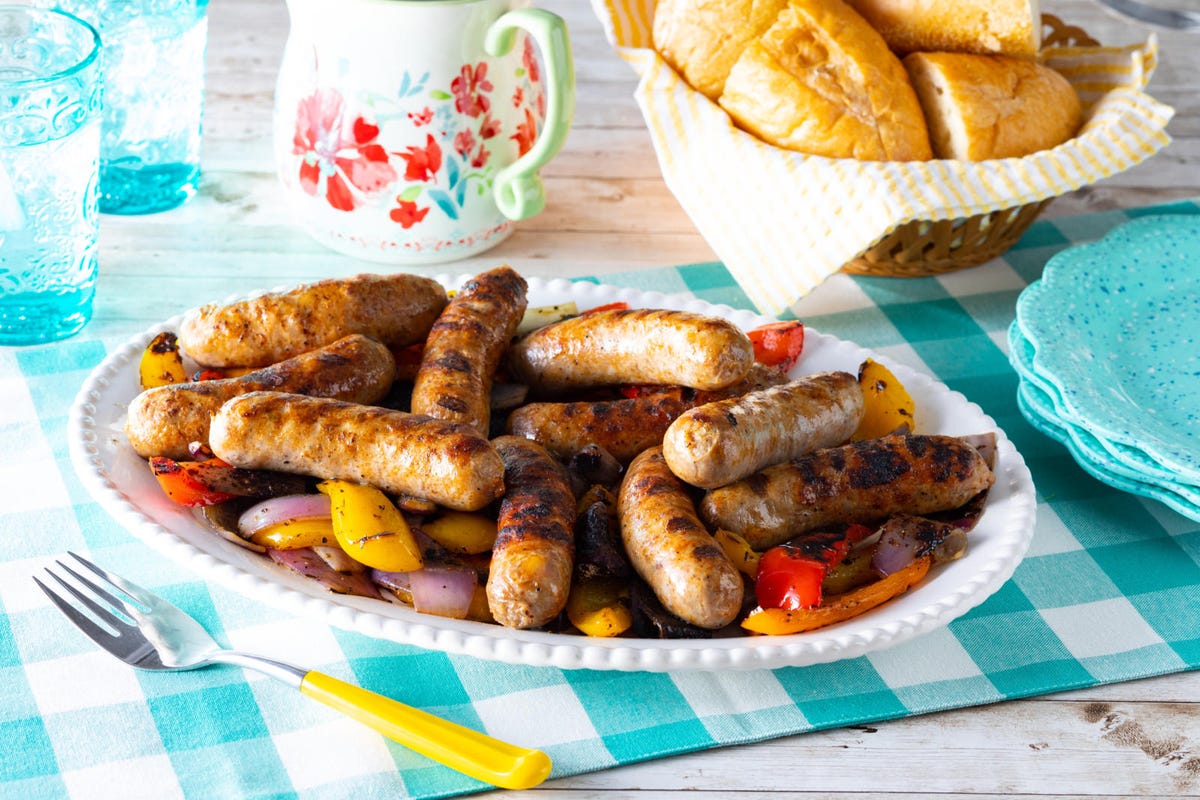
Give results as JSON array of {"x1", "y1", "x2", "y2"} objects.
[{"x1": 3, "y1": 200, "x2": 1200, "y2": 799}]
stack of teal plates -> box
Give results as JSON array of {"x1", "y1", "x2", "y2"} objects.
[{"x1": 1010, "y1": 214, "x2": 1200, "y2": 522}]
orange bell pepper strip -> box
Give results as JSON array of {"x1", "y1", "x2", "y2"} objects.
[
  {"x1": 148, "y1": 457, "x2": 239, "y2": 507},
  {"x1": 741, "y1": 556, "x2": 932, "y2": 635}
]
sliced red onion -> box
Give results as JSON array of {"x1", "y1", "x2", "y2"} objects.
[
  {"x1": 238, "y1": 494, "x2": 331, "y2": 537},
  {"x1": 371, "y1": 566, "x2": 477, "y2": 618},
  {"x1": 871, "y1": 515, "x2": 969, "y2": 576},
  {"x1": 960, "y1": 432, "x2": 997, "y2": 470},
  {"x1": 407, "y1": 566, "x2": 477, "y2": 619},
  {"x1": 267, "y1": 548, "x2": 382, "y2": 599}
]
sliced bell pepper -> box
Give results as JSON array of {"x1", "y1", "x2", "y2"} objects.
[
  {"x1": 581, "y1": 301, "x2": 630, "y2": 315},
  {"x1": 148, "y1": 456, "x2": 239, "y2": 507},
  {"x1": 747, "y1": 321, "x2": 805, "y2": 371},
  {"x1": 852, "y1": 358, "x2": 915, "y2": 440},
  {"x1": 139, "y1": 332, "x2": 188, "y2": 390},
  {"x1": 250, "y1": 517, "x2": 336, "y2": 550},
  {"x1": 742, "y1": 556, "x2": 932, "y2": 635},
  {"x1": 317, "y1": 480, "x2": 423, "y2": 573},
  {"x1": 755, "y1": 524, "x2": 873, "y2": 611}
]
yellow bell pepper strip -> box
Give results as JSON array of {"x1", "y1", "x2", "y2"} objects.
[
  {"x1": 755, "y1": 524, "x2": 873, "y2": 610},
  {"x1": 138, "y1": 331, "x2": 188, "y2": 389},
  {"x1": 747, "y1": 321, "x2": 805, "y2": 371},
  {"x1": 250, "y1": 517, "x2": 336, "y2": 550},
  {"x1": 742, "y1": 556, "x2": 932, "y2": 635},
  {"x1": 714, "y1": 529, "x2": 761, "y2": 578},
  {"x1": 852, "y1": 358, "x2": 915, "y2": 440},
  {"x1": 420, "y1": 512, "x2": 498, "y2": 555},
  {"x1": 148, "y1": 457, "x2": 238, "y2": 507},
  {"x1": 566, "y1": 577, "x2": 632, "y2": 638},
  {"x1": 317, "y1": 480, "x2": 423, "y2": 572}
]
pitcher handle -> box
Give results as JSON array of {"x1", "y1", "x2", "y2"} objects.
[{"x1": 485, "y1": 8, "x2": 575, "y2": 221}]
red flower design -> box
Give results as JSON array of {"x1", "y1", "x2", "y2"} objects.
[
  {"x1": 479, "y1": 112, "x2": 501, "y2": 140},
  {"x1": 390, "y1": 199, "x2": 430, "y2": 229},
  {"x1": 512, "y1": 86, "x2": 524, "y2": 109},
  {"x1": 293, "y1": 87, "x2": 397, "y2": 212},
  {"x1": 522, "y1": 37, "x2": 540, "y2": 84},
  {"x1": 451, "y1": 62, "x2": 493, "y2": 118},
  {"x1": 454, "y1": 129, "x2": 476, "y2": 159},
  {"x1": 398, "y1": 134, "x2": 443, "y2": 182},
  {"x1": 471, "y1": 144, "x2": 490, "y2": 169},
  {"x1": 408, "y1": 107, "x2": 434, "y2": 126},
  {"x1": 511, "y1": 108, "x2": 537, "y2": 157}
]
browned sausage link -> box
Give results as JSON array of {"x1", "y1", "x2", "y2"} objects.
[
  {"x1": 208, "y1": 392, "x2": 504, "y2": 511},
  {"x1": 410, "y1": 266, "x2": 528, "y2": 435},
  {"x1": 487, "y1": 436, "x2": 576, "y2": 629},
  {"x1": 662, "y1": 371, "x2": 864, "y2": 489},
  {"x1": 178, "y1": 272, "x2": 448, "y2": 368},
  {"x1": 125, "y1": 334, "x2": 397, "y2": 459},
  {"x1": 509, "y1": 308, "x2": 754, "y2": 393},
  {"x1": 507, "y1": 391, "x2": 698, "y2": 464},
  {"x1": 700, "y1": 434, "x2": 996, "y2": 550},
  {"x1": 506, "y1": 364, "x2": 791, "y2": 465},
  {"x1": 617, "y1": 447, "x2": 743, "y2": 629}
]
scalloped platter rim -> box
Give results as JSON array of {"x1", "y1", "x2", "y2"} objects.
[{"x1": 69, "y1": 275, "x2": 1037, "y2": 672}]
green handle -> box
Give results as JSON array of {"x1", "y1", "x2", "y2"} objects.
[
  {"x1": 299, "y1": 670, "x2": 552, "y2": 790},
  {"x1": 485, "y1": 8, "x2": 575, "y2": 221}
]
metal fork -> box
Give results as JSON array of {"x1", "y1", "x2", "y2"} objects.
[{"x1": 34, "y1": 552, "x2": 551, "y2": 790}]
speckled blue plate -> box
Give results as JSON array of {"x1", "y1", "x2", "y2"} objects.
[
  {"x1": 1011, "y1": 323, "x2": 1200, "y2": 510},
  {"x1": 1016, "y1": 215, "x2": 1200, "y2": 481},
  {"x1": 1007, "y1": 322, "x2": 1196, "y2": 491},
  {"x1": 1016, "y1": 381, "x2": 1200, "y2": 522}
]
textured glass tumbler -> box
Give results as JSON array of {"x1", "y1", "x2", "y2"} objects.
[
  {"x1": 42, "y1": 0, "x2": 208, "y2": 214},
  {"x1": 0, "y1": 7, "x2": 102, "y2": 346}
]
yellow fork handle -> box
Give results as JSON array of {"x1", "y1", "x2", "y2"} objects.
[{"x1": 299, "y1": 670, "x2": 552, "y2": 790}]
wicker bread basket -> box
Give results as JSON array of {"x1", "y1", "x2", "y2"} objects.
[{"x1": 842, "y1": 15, "x2": 1099, "y2": 278}]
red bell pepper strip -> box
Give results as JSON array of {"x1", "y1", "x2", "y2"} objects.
[
  {"x1": 747, "y1": 321, "x2": 805, "y2": 371},
  {"x1": 755, "y1": 524, "x2": 872, "y2": 610},
  {"x1": 148, "y1": 457, "x2": 239, "y2": 507},
  {"x1": 582, "y1": 301, "x2": 630, "y2": 315}
]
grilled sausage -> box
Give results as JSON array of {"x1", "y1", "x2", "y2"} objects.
[
  {"x1": 507, "y1": 363, "x2": 791, "y2": 464},
  {"x1": 178, "y1": 272, "x2": 448, "y2": 368},
  {"x1": 662, "y1": 371, "x2": 864, "y2": 489},
  {"x1": 125, "y1": 335, "x2": 396, "y2": 459},
  {"x1": 509, "y1": 308, "x2": 754, "y2": 393},
  {"x1": 618, "y1": 447, "x2": 743, "y2": 629},
  {"x1": 209, "y1": 392, "x2": 504, "y2": 511},
  {"x1": 410, "y1": 266, "x2": 527, "y2": 435},
  {"x1": 486, "y1": 436, "x2": 576, "y2": 629},
  {"x1": 700, "y1": 434, "x2": 996, "y2": 550}
]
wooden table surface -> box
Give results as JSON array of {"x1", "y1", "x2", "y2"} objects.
[{"x1": 96, "y1": 0, "x2": 1200, "y2": 796}]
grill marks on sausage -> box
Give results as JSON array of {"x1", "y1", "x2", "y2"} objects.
[
  {"x1": 124, "y1": 335, "x2": 396, "y2": 460},
  {"x1": 700, "y1": 434, "x2": 996, "y2": 550},
  {"x1": 618, "y1": 448, "x2": 743, "y2": 630},
  {"x1": 410, "y1": 266, "x2": 528, "y2": 435},
  {"x1": 487, "y1": 437, "x2": 576, "y2": 628},
  {"x1": 177, "y1": 273, "x2": 448, "y2": 368}
]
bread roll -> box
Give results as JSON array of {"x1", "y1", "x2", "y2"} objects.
[
  {"x1": 652, "y1": 0, "x2": 786, "y2": 101},
  {"x1": 718, "y1": 0, "x2": 932, "y2": 161},
  {"x1": 846, "y1": 0, "x2": 1042, "y2": 57},
  {"x1": 903, "y1": 52, "x2": 1081, "y2": 160}
]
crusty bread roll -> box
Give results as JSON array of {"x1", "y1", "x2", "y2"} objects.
[
  {"x1": 653, "y1": 0, "x2": 787, "y2": 101},
  {"x1": 903, "y1": 52, "x2": 1081, "y2": 160},
  {"x1": 717, "y1": 0, "x2": 932, "y2": 161},
  {"x1": 846, "y1": 0, "x2": 1042, "y2": 57}
]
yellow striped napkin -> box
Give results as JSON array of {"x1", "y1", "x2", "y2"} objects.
[{"x1": 590, "y1": 0, "x2": 1175, "y2": 315}]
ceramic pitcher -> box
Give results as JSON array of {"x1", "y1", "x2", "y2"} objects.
[{"x1": 274, "y1": 0, "x2": 574, "y2": 263}]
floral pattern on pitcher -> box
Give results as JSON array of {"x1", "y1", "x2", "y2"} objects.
[{"x1": 289, "y1": 42, "x2": 546, "y2": 238}]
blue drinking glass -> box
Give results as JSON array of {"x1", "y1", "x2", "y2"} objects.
[
  {"x1": 0, "y1": 6, "x2": 103, "y2": 346},
  {"x1": 39, "y1": 0, "x2": 209, "y2": 214}
]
